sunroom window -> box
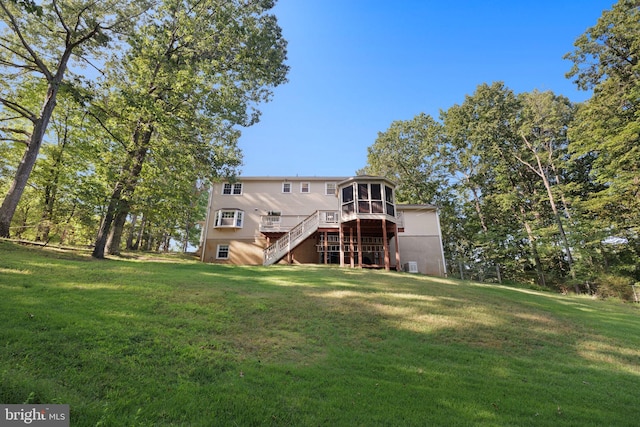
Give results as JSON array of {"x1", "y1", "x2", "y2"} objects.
[
  {"x1": 214, "y1": 209, "x2": 244, "y2": 228},
  {"x1": 357, "y1": 183, "x2": 384, "y2": 214}
]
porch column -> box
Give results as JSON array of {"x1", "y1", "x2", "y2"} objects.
[
  {"x1": 349, "y1": 226, "x2": 354, "y2": 268},
  {"x1": 382, "y1": 218, "x2": 390, "y2": 271},
  {"x1": 394, "y1": 223, "x2": 401, "y2": 271},
  {"x1": 323, "y1": 231, "x2": 328, "y2": 264},
  {"x1": 339, "y1": 223, "x2": 344, "y2": 267},
  {"x1": 356, "y1": 218, "x2": 363, "y2": 268}
]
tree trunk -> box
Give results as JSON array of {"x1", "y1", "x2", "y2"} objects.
[
  {"x1": 132, "y1": 215, "x2": 146, "y2": 250},
  {"x1": 520, "y1": 206, "x2": 546, "y2": 287},
  {"x1": 92, "y1": 125, "x2": 152, "y2": 258},
  {"x1": 518, "y1": 136, "x2": 576, "y2": 284},
  {"x1": 36, "y1": 125, "x2": 69, "y2": 242},
  {"x1": 92, "y1": 182, "x2": 125, "y2": 258},
  {"x1": 126, "y1": 213, "x2": 138, "y2": 250},
  {"x1": 0, "y1": 39, "x2": 74, "y2": 238},
  {"x1": 0, "y1": 116, "x2": 52, "y2": 237},
  {"x1": 107, "y1": 208, "x2": 128, "y2": 255}
]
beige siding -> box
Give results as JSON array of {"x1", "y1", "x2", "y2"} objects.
[
  {"x1": 201, "y1": 177, "x2": 446, "y2": 277},
  {"x1": 395, "y1": 236, "x2": 446, "y2": 276},
  {"x1": 395, "y1": 207, "x2": 446, "y2": 276},
  {"x1": 205, "y1": 178, "x2": 341, "y2": 242},
  {"x1": 401, "y1": 209, "x2": 440, "y2": 235},
  {"x1": 202, "y1": 238, "x2": 266, "y2": 265}
]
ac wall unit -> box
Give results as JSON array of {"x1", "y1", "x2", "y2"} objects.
[{"x1": 404, "y1": 262, "x2": 418, "y2": 273}]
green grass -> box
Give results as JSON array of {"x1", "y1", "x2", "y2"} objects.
[{"x1": 1, "y1": 240, "x2": 639, "y2": 426}]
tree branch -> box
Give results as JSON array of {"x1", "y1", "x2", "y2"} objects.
[
  {"x1": 514, "y1": 134, "x2": 545, "y2": 179},
  {"x1": 0, "y1": 0, "x2": 53, "y2": 79},
  {"x1": 0, "y1": 136, "x2": 29, "y2": 145},
  {"x1": 0, "y1": 95, "x2": 36, "y2": 122},
  {"x1": 85, "y1": 107, "x2": 128, "y2": 150}
]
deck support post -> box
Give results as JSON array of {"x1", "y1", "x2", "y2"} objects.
[
  {"x1": 323, "y1": 231, "x2": 328, "y2": 264},
  {"x1": 356, "y1": 218, "x2": 363, "y2": 268},
  {"x1": 394, "y1": 223, "x2": 401, "y2": 271},
  {"x1": 349, "y1": 226, "x2": 354, "y2": 268},
  {"x1": 382, "y1": 218, "x2": 390, "y2": 271},
  {"x1": 339, "y1": 223, "x2": 344, "y2": 267}
]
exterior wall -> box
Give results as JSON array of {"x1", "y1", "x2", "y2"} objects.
[
  {"x1": 395, "y1": 236, "x2": 446, "y2": 276},
  {"x1": 200, "y1": 176, "x2": 447, "y2": 277},
  {"x1": 276, "y1": 236, "x2": 318, "y2": 264},
  {"x1": 202, "y1": 177, "x2": 344, "y2": 265},
  {"x1": 202, "y1": 237, "x2": 266, "y2": 264},
  {"x1": 394, "y1": 207, "x2": 447, "y2": 276}
]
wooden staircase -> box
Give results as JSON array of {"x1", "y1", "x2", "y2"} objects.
[{"x1": 263, "y1": 211, "x2": 321, "y2": 266}]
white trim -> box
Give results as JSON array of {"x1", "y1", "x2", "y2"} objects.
[
  {"x1": 200, "y1": 185, "x2": 214, "y2": 262},
  {"x1": 216, "y1": 244, "x2": 230, "y2": 259},
  {"x1": 222, "y1": 182, "x2": 243, "y2": 195},
  {"x1": 214, "y1": 209, "x2": 244, "y2": 228},
  {"x1": 282, "y1": 182, "x2": 292, "y2": 193},
  {"x1": 325, "y1": 182, "x2": 337, "y2": 196},
  {"x1": 300, "y1": 182, "x2": 310, "y2": 193},
  {"x1": 435, "y1": 210, "x2": 448, "y2": 277}
]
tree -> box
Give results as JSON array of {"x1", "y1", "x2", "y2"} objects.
[
  {"x1": 359, "y1": 113, "x2": 447, "y2": 204},
  {"x1": 441, "y1": 83, "x2": 524, "y2": 277},
  {"x1": 514, "y1": 90, "x2": 577, "y2": 282},
  {"x1": 0, "y1": 0, "x2": 147, "y2": 237},
  {"x1": 90, "y1": 0, "x2": 288, "y2": 258},
  {"x1": 565, "y1": 0, "x2": 640, "y2": 282}
]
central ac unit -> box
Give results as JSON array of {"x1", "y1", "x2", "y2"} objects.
[{"x1": 404, "y1": 262, "x2": 418, "y2": 273}]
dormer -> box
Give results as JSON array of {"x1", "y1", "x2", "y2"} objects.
[{"x1": 337, "y1": 176, "x2": 397, "y2": 223}]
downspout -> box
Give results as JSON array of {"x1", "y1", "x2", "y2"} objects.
[
  {"x1": 200, "y1": 184, "x2": 214, "y2": 263},
  {"x1": 435, "y1": 208, "x2": 447, "y2": 277}
]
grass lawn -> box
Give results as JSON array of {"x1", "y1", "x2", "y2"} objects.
[{"x1": 1, "y1": 240, "x2": 639, "y2": 426}]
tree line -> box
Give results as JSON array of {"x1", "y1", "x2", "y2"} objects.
[
  {"x1": 0, "y1": 0, "x2": 288, "y2": 256},
  {"x1": 361, "y1": 0, "x2": 639, "y2": 299}
]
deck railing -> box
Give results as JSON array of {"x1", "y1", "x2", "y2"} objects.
[
  {"x1": 263, "y1": 211, "x2": 327, "y2": 265},
  {"x1": 262, "y1": 210, "x2": 404, "y2": 266},
  {"x1": 259, "y1": 211, "x2": 339, "y2": 233}
]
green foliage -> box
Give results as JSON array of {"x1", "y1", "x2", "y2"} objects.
[
  {"x1": 564, "y1": 0, "x2": 640, "y2": 286},
  {"x1": 90, "y1": 0, "x2": 289, "y2": 257},
  {"x1": 359, "y1": 113, "x2": 448, "y2": 205},
  {"x1": 589, "y1": 274, "x2": 636, "y2": 300},
  {"x1": 1, "y1": 242, "x2": 639, "y2": 425},
  {"x1": 364, "y1": 0, "x2": 639, "y2": 289}
]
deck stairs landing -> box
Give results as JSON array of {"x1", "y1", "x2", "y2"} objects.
[{"x1": 263, "y1": 211, "x2": 321, "y2": 266}]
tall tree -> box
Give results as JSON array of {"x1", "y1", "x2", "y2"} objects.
[
  {"x1": 514, "y1": 90, "x2": 577, "y2": 281},
  {"x1": 0, "y1": 0, "x2": 147, "y2": 237},
  {"x1": 565, "y1": 0, "x2": 640, "y2": 282},
  {"x1": 91, "y1": 0, "x2": 289, "y2": 258},
  {"x1": 565, "y1": 0, "x2": 639, "y2": 235},
  {"x1": 441, "y1": 83, "x2": 522, "y2": 273},
  {"x1": 359, "y1": 113, "x2": 447, "y2": 204}
]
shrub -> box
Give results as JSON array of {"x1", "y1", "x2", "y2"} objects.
[{"x1": 590, "y1": 274, "x2": 636, "y2": 301}]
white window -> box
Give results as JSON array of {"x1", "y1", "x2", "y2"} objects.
[
  {"x1": 324, "y1": 211, "x2": 338, "y2": 223},
  {"x1": 216, "y1": 244, "x2": 229, "y2": 259},
  {"x1": 300, "y1": 182, "x2": 310, "y2": 193},
  {"x1": 222, "y1": 183, "x2": 243, "y2": 195},
  {"x1": 214, "y1": 210, "x2": 244, "y2": 228},
  {"x1": 282, "y1": 182, "x2": 291, "y2": 193},
  {"x1": 325, "y1": 182, "x2": 336, "y2": 196}
]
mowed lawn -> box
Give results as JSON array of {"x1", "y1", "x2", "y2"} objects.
[{"x1": 1, "y1": 241, "x2": 639, "y2": 426}]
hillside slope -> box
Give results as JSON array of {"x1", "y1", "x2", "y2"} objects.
[{"x1": 1, "y1": 241, "x2": 639, "y2": 426}]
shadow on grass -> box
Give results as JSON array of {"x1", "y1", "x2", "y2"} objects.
[{"x1": 1, "y1": 242, "x2": 639, "y2": 425}]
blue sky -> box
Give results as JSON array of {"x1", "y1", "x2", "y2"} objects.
[{"x1": 238, "y1": 0, "x2": 616, "y2": 177}]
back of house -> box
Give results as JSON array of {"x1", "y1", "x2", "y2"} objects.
[{"x1": 198, "y1": 176, "x2": 446, "y2": 276}]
